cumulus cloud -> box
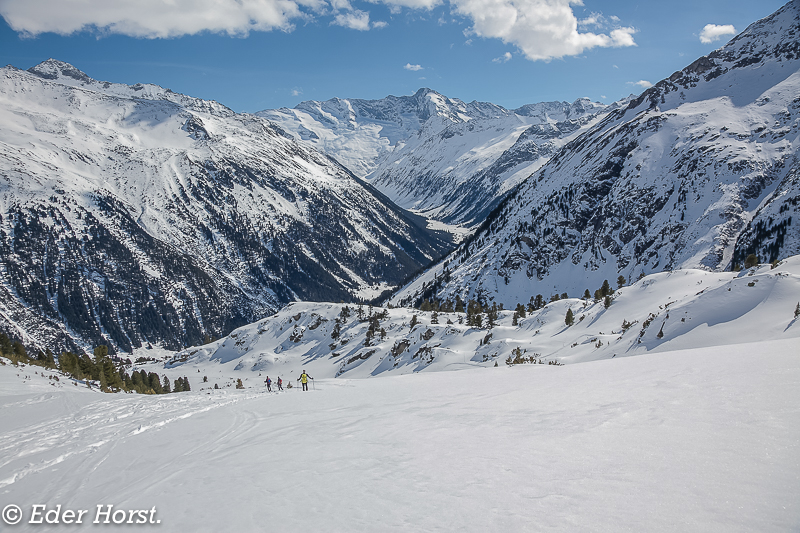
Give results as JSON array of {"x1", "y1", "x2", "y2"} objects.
[
  {"x1": 372, "y1": 20, "x2": 388, "y2": 28},
  {"x1": 404, "y1": 63, "x2": 423, "y2": 71},
  {"x1": 0, "y1": 0, "x2": 638, "y2": 59},
  {"x1": 331, "y1": 9, "x2": 371, "y2": 30},
  {"x1": 0, "y1": 0, "x2": 320, "y2": 37},
  {"x1": 449, "y1": 0, "x2": 637, "y2": 61},
  {"x1": 492, "y1": 51, "x2": 512, "y2": 63},
  {"x1": 699, "y1": 23, "x2": 736, "y2": 44},
  {"x1": 629, "y1": 80, "x2": 652, "y2": 89}
]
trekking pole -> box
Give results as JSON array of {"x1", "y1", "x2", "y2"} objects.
[{"x1": 312, "y1": 378, "x2": 315, "y2": 391}]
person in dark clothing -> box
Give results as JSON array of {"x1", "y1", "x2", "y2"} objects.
[
  {"x1": 298, "y1": 370, "x2": 312, "y2": 391},
  {"x1": 265, "y1": 376, "x2": 272, "y2": 392},
  {"x1": 277, "y1": 377, "x2": 283, "y2": 391}
]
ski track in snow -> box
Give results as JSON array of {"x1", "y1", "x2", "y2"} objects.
[{"x1": 1, "y1": 338, "x2": 799, "y2": 532}]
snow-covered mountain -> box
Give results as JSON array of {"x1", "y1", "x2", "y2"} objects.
[
  {"x1": 390, "y1": 0, "x2": 800, "y2": 308},
  {"x1": 259, "y1": 90, "x2": 615, "y2": 228},
  {"x1": 0, "y1": 60, "x2": 451, "y2": 355},
  {"x1": 164, "y1": 256, "x2": 800, "y2": 380}
]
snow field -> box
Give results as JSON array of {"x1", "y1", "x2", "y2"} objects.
[{"x1": 1, "y1": 338, "x2": 798, "y2": 531}]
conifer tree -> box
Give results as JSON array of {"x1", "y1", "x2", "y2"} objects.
[
  {"x1": 99, "y1": 368, "x2": 109, "y2": 392},
  {"x1": 583, "y1": 289, "x2": 591, "y2": 300},
  {"x1": 512, "y1": 312, "x2": 519, "y2": 326},
  {"x1": 604, "y1": 295, "x2": 612, "y2": 309},
  {"x1": 601, "y1": 280, "x2": 612, "y2": 297},
  {"x1": 431, "y1": 309, "x2": 439, "y2": 324},
  {"x1": 455, "y1": 296, "x2": 465, "y2": 313},
  {"x1": 795, "y1": 303, "x2": 800, "y2": 319},
  {"x1": 173, "y1": 377, "x2": 184, "y2": 393},
  {"x1": 565, "y1": 308, "x2": 575, "y2": 326},
  {"x1": 744, "y1": 254, "x2": 759, "y2": 269},
  {"x1": 162, "y1": 376, "x2": 172, "y2": 393},
  {"x1": 617, "y1": 275, "x2": 626, "y2": 290},
  {"x1": 183, "y1": 377, "x2": 191, "y2": 391},
  {"x1": 486, "y1": 303, "x2": 498, "y2": 329},
  {"x1": 331, "y1": 318, "x2": 341, "y2": 340}
]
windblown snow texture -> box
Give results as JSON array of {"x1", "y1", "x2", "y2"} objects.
[
  {"x1": 0, "y1": 60, "x2": 450, "y2": 355},
  {"x1": 391, "y1": 0, "x2": 800, "y2": 307}
]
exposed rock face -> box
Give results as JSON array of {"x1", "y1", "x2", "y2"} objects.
[
  {"x1": 0, "y1": 60, "x2": 450, "y2": 354},
  {"x1": 260, "y1": 89, "x2": 615, "y2": 228},
  {"x1": 390, "y1": 1, "x2": 800, "y2": 307}
]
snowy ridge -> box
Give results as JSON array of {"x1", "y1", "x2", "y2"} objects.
[
  {"x1": 0, "y1": 60, "x2": 450, "y2": 354},
  {"x1": 166, "y1": 256, "x2": 800, "y2": 381},
  {"x1": 390, "y1": 0, "x2": 800, "y2": 307},
  {"x1": 259, "y1": 90, "x2": 615, "y2": 228}
]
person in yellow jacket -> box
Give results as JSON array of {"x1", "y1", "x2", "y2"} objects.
[{"x1": 298, "y1": 370, "x2": 313, "y2": 391}]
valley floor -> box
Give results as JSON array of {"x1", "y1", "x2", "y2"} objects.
[{"x1": 1, "y1": 338, "x2": 798, "y2": 532}]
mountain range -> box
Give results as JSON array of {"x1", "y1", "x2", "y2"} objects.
[
  {"x1": 0, "y1": 1, "x2": 798, "y2": 358},
  {"x1": 0, "y1": 60, "x2": 449, "y2": 354},
  {"x1": 260, "y1": 90, "x2": 619, "y2": 229},
  {"x1": 390, "y1": 0, "x2": 800, "y2": 308}
]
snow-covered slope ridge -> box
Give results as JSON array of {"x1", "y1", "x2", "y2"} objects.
[
  {"x1": 259, "y1": 90, "x2": 615, "y2": 227},
  {"x1": 166, "y1": 256, "x2": 800, "y2": 381},
  {"x1": 390, "y1": 0, "x2": 800, "y2": 307},
  {"x1": 0, "y1": 60, "x2": 451, "y2": 355}
]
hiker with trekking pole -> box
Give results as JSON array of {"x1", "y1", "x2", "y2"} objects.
[
  {"x1": 277, "y1": 376, "x2": 283, "y2": 391},
  {"x1": 265, "y1": 376, "x2": 272, "y2": 392},
  {"x1": 298, "y1": 370, "x2": 313, "y2": 391}
]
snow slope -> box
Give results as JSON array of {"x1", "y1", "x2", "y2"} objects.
[
  {"x1": 259, "y1": 90, "x2": 615, "y2": 228},
  {"x1": 161, "y1": 256, "x2": 800, "y2": 383},
  {"x1": 1, "y1": 338, "x2": 798, "y2": 532},
  {"x1": 0, "y1": 60, "x2": 450, "y2": 355},
  {"x1": 390, "y1": 0, "x2": 800, "y2": 307}
]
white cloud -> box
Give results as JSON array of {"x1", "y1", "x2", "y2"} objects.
[
  {"x1": 699, "y1": 23, "x2": 736, "y2": 44},
  {"x1": 331, "y1": 9, "x2": 371, "y2": 30},
  {"x1": 0, "y1": 0, "x2": 320, "y2": 37},
  {"x1": 404, "y1": 63, "x2": 423, "y2": 71},
  {"x1": 449, "y1": 0, "x2": 637, "y2": 61},
  {"x1": 291, "y1": 88, "x2": 303, "y2": 96},
  {"x1": 329, "y1": 0, "x2": 353, "y2": 10},
  {"x1": 375, "y1": 0, "x2": 441, "y2": 9},
  {"x1": 492, "y1": 51, "x2": 512, "y2": 63},
  {"x1": 629, "y1": 80, "x2": 652, "y2": 89},
  {"x1": 372, "y1": 20, "x2": 388, "y2": 28}
]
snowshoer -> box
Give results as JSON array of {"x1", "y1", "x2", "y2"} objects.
[
  {"x1": 277, "y1": 377, "x2": 283, "y2": 391},
  {"x1": 265, "y1": 376, "x2": 272, "y2": 392},
  {"x1": 298, "y1": 370, "x2": 312, "y2": 391}
]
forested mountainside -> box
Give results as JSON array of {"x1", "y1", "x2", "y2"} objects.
[
  {"x1": 0, "y1": 60, "x2": 450, "y2": 354},
  {"x1": 390, "y1": 0, "x2": 800, "y2": 308}
]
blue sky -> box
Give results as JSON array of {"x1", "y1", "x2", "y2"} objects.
[{"x1": 0, "y1": 0, "x2": 788, "y2": 112}]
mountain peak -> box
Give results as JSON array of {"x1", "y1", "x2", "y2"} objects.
[{"x1": 27, "y1": 58, "x2": 94, "y2": 84}]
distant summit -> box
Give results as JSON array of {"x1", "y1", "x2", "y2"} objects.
[
  {"x1": 260, "y1": 90, "x2": 615, "y2": 229},
  {"x1": 28, "y1": 58, "x2": 93, "y2": 83}
]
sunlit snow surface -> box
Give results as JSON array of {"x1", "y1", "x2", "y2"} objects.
[{"x1": 1, "y1": 337, "x2": 798, "y2": 532}]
